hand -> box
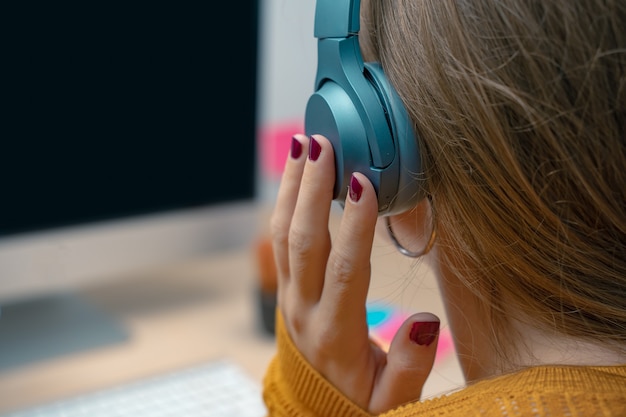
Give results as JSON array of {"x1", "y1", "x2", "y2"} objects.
[{"x1": 270, "y1": 134, "x2": 440, "y2": 414}]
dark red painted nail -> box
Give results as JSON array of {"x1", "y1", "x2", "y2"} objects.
[
  {"x1": 308, "y1": 136, "x2": 321, "y2": 161},
  {"x1": 409, "y1": 321, "x2": 440, "y2": 346},
  {"x1": 291, "y1": 136, "x2": 302, "y2": 159},
  {"x1": 349, "y1": 174, "x2": 363, "y2": 202}
]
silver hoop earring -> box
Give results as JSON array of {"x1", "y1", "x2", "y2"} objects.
[{"x1": 385, "y1": 198, "x2": 437, "y2": 258}]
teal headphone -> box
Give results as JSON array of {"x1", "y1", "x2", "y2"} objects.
[{"x1": 304, "y1": 0, "x2": 424, "y2": 215}]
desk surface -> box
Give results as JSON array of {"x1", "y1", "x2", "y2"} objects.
[{"x1": 0, "y1": 218, "x2": 464, "y2": 413}]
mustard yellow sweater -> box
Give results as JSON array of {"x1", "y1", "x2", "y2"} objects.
[{"x1": 263, "y1": 313, "x2": 626, "y2": 416}]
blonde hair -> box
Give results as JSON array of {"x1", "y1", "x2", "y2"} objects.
[{"x1": 366, "y1": 0, "x2": 626, "y2": 359}]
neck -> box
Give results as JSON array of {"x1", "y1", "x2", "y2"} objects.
[
  {"x1": 505, "y1": 315, "x2": 626, "y2": 371},
  {"x1": 430, "y1": 251, "x2": 626, "y2": 382}
]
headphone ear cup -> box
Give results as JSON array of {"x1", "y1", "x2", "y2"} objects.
[
  {"x1": 363, "y1": 63, "x2": 424, "y2": 214},
  {"x1": 305, "y1": 80, "x2": 372, "y2": 202},
  {"x1": 304, "y1": 58, "x2": 424, "y2": 214}
]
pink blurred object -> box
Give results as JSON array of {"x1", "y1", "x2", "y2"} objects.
[
  {"x1": 368, "y1": 305, "x2": 455, "y2": 364},
  {"x1": 258, "y1": 119, "x2": 304, "y2": 178}
]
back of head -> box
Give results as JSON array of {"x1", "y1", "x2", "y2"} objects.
[{"x1": 366, "y1": 0, "x2": 626, "y2": 359}]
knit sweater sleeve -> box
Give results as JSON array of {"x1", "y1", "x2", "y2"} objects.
[{"x1": 262, "y1": 310, "x2": 373, "y2": 417}]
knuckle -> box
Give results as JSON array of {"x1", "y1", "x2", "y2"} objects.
[
  {"x1": 269, "y1": 215, "x2": 289, "y2": 247},
  {"x1": 389, "y1": 356, "x2": 433, "y2": 378},
  {"x1": 288, "y1": 226, "x2": 315, "y2": 255},
  {"x1": 327, "y1": 251, "x2": 359, "y2": 283}
]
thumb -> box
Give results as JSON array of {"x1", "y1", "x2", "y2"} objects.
[{"x1": 369, "y1": 312, "x2": 440, "y2": 414}]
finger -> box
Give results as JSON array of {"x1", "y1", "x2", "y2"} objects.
[
  {"x1": 320, "y1": 172, "x2": 378, "y2": 326},
  {"x1": 270, "y1": 134, "x2": 310, "y2": 289},
  {"x1": 288, "y1": 135, "x2": 336, "y2": 302},
  {"x1": 370, "y1": 312, "x2": 440, "y2": 414}
]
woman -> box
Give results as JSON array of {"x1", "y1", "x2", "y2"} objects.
[{"x1": 263, "y1": 0, "x2": 626, "y2": 415}]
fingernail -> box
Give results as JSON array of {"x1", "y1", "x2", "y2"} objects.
[
  {"x1": 409, "y1": 321, "x2": 440, "y2": 346},
  {"x1": 308, "y1": 136, "x2": 321, "y2": 161},
  {"x1": 349, "y1": 174, "x2": 363, "y2": 202},
  {"x1": 291, "y1": 136, "x2": 302, "y2": 159}
]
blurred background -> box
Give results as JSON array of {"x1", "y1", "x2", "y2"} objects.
[
  {"x1": 0, "y1": 1, "x2": 462, "y2": 414},
  {"x1": 0, "y1": 0, "x2": 317, "y2": 304}
]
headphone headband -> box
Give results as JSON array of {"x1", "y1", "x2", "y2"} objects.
[{"x1": 314, "y1": 0, "x2": 360, "y2": 38}]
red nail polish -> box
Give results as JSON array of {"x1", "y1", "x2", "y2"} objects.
[
  {"x1": 409, "y1": 321, "x2": 440, "y2": 346},
  {"x1": 349, "y1": 174, "x2": 363, "y2": 202},
  {"x1": 308, "y1": 136, "x2": 321, "y2": 161},
  {"x1": 291, "y1": 136, "x2": 302, "y2": 159}
]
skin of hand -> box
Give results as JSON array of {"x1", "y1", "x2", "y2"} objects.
[{"x1": 270, "y1": 134, "x2": 441, "y2": 414}]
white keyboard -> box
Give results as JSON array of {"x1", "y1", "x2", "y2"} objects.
[{"x1": 2, "y1": 361, "x2": 267, "y2": 417}]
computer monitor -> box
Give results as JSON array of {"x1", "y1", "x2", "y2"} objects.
[{"x1": 1, "y1": 3, "x2": 260, "y2": 303}]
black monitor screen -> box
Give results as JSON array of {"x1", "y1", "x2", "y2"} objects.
[{"x1": 2, "y1": 3, "x2": 258, "y2": 236}]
